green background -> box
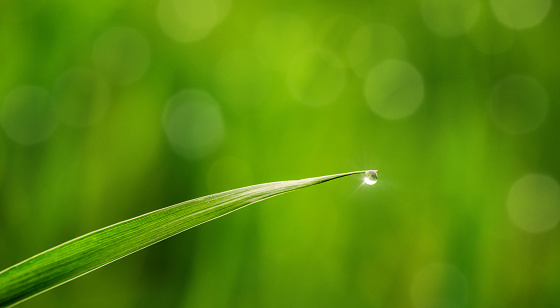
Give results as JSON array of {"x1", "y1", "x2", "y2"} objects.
[{"x1": 1, "y1": 0, "x2": 559, "y2": 307}]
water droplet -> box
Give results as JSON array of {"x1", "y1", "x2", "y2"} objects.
[{"x1": 364, "y1": 170, "x2": 378, "y2": 185}]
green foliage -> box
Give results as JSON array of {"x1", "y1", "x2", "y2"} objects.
[
  {"x1": 1, "y1": 0, "x2": 559, "y2": 306},
  {"x1": 0, "y1": 171, "x2": 367, "y2": 307}
]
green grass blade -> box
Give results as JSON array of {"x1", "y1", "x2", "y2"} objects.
[{"x1": 0, "y1": 170, "x2": 371, "y2": 307}]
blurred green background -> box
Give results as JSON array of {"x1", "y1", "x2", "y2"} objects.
[{"x1": 1, "y1": 0, "x2": 559, "y2": 307}]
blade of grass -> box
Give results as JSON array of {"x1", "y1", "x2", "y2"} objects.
[{"x1": 0, "y1": 170, "x2": 372, "y2": 307}]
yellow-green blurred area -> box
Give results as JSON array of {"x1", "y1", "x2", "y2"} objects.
[{"x1": 1, "y1": 0, "x2": 560, "y2": 306}]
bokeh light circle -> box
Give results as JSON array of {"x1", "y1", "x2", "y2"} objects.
[
  {"x1": 157, "y1": 0, "x2": 231, "y2": 43},
  {"x1": 490, "y1": 0, "x2": 551, "y2": 29},
  {"x1": 507, "y1": 174, "x2": 560, "y2": 233},
  {"x1": 1, "y1": 86, "x2": 57, "y2": 145},
  {"x1": 421, "y1": 0, "x2": 481, "y2": 37},
  {"x1": 411, "y1": 263, "x2": 468, "y2": 308},
  {"x1": 162, "y1": 90, "x2": 224, "y2": 159},
  {"x1": 489, "y1": 75, "x2": 548, "y2": 134},
  {"x1": 287, "y1": 49, "x2": 346, "y2": 107},
  {"x1": 53, "y1": 68, "x2": 111, "y2": 127},
  {"x1": 92, "y1": 27, "x2": 150, "y2": 85},
  {"x1": 364, "y1": 60, "x2": 424, "y2": 120}
]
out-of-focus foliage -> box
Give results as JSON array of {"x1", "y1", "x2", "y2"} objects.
[{"x1": 1, "y1": 0, "x2": 559, "y2": 307}]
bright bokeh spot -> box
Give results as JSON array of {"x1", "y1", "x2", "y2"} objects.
[
  {"x1": 1, "y1": 86, "x2": 57, "y2": 145},
  {"x1": 507, "y1": 174, "x2": 560, "y2": 233},
  {"x1": 490, "y1": 0, "x2": 551, "y2": 29},
  {"x1": 157, "y1": 0, "x2": 231, "y2": 43},
  {"x1": 411, "y1": 263, "x2": 468, "y2": 308},
  {"x1": 162, "y1": 90, "x2": 225, "y2": 160},
  {"x1": 489, "y1": 75, "x2": 548, "y2": 134},
  {"x1": 347, "y1": 23, "x2": 407, "y2": 77},
  {"x1": 254, "y1": 13, "x2": 312, "y2": 71},
  {"x1": 53, "y1": 68, "x2": 111, "y2": 127},
  {"x1": 421, "y1": 0, "x2": 481, "y2": 37},
  {"x1": 364, "y1": 60, "x2": 424, "y2": 120},
  {"x1": 287, "y1": 49, "x2": 345, "y2": 107},
  {"x1": 92, "y1": 27, "x2": 150, "y2": 85}
]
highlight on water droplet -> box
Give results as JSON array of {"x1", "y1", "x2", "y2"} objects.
[{"x1": 364, "y1": 170, "x2": 378, "y2": 185}]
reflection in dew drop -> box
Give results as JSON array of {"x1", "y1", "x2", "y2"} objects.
[
  {"x1": 347, "y1": 23, "x2": 407, "y2": 77},
  {"x1": 490, "y1": 0, "x2": 551, "y2": 30},
  {"x1": 421, "y1": 0, "x2": 481, "y2": 37},
  {"x1": 507, "y1": 174, "x2": 560, "y2": 233},
  {"x1": 287, "y1": 49, "x2": 345, "y2": 107},
  {"x1": 254, "y1": 13, "x2": 312, "y2": 71},
  {"x1": 162, "y1": 90, "x2": 225, "y2": 160},
  {"x1": 53, "y1": 68, "x2": 111, "y2": 127},
  {"x1": 1, "y1": 86, "x2": 57, "y2": 145},
  {"x1": 157, "y1": 0, "x2": 231, "y2": 43},
  {"x1": 364, "y1": 60, "x2": 424, "y2": 120},
  {"x1": 92, "y1": 27, "x2": 150, "y2": 85},
  {"x1": 489, "y1": 75, "x2": 548, "y2": 134},
  {"x1": 411, "y1": 263, "x2": 468, "y2": 308},
  {"x1": 363, "y1": 170, "x2": 378, "y2": 185},
  {"x1": 467, "y1": 2, "x2": 514, "y2": 55},
  {"x1": 206, "y1": 156, "x2": 254, "y2": 193}
]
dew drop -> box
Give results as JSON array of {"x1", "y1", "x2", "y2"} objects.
[{"x1": 364, "y1": 170, "x2": 378, "y2": 185}]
